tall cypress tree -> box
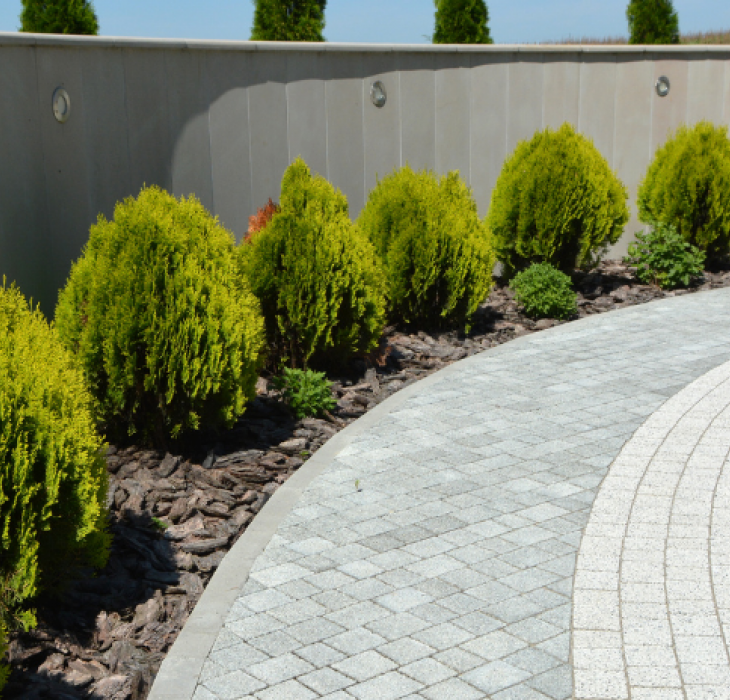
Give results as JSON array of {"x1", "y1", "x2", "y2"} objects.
[
  {"x1": 433, "y1": 0, "x2": 493, "y2": 45},
  {"x1": 251, "y1": 0, "x2": 326, "y2": 42},
  {"x1": 20, "y1": 0, "x2": 99, "y2": 35},
  {"x1": 626, "y1": 0, "x2": 679, "y2": 44}
]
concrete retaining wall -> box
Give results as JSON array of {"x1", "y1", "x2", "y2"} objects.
[{"x1": 1, "y1": 33, "x2": 729, "y2": 312}]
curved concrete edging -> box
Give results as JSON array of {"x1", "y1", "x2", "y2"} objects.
[{"x1": 148, "y1": 334, "x2": 536, "y2": 700}]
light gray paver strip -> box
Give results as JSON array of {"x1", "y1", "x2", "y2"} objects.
[
  {"x1": 573, "y1": 358, "x2": 730, "y2": 699},
  {"x1": 150, "y1": 288, "x2": 730, "y2": 700}
]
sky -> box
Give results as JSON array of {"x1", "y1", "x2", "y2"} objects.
[{"x1": 0, "y1": 1, "x2": 728, "y2": 45}]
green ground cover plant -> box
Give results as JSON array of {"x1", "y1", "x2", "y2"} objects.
[
  {"x1": 638, "y1": 121, "x2": 730, "y2": 261},
  {"x1": 357, "y1": 165, "x2": 494, "y2": 331},
  {"x1": 273, "y1": 368, "x2": 336, "y2": 419},
  {"x1": 509, "y1": 263, "x2": 578, "y2": 320},
  {"x1": 56, "y1": 186, "x2": 264, "y2": 447},
  {"x1": 488, "y1": 123, "x2": 629, "y2": 278},
  {"x1": 241, "y1": 157, "x2": 385, "y2": 370},
  {"x1": 625, "y1": 221, "x2": 705, "y2": 289},
  {"x1": 0, "y1": 283, "x2": 110, "y2": 694}
]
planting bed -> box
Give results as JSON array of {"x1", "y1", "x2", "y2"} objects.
[{"x1": 5, "y1": 260, "x2": 730, "y2": 700}]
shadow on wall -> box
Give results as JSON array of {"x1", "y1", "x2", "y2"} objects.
[{"x1": 0, "y1": 38, "x2": 728, "y2": 314}]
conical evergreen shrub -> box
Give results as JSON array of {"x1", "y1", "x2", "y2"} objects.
[
  {"x1": 626, "y1": 0, "x2": 679, "y2": 44},
  {"x1": 20, "y1": 0, "x2": 99, "y2": 35},
  {"x1": 488, "y1": 123, "x2": 629, "y2": 278},
  {"x1": 55, "y1": 187, "x2": 265, "y2": 447},
  {"x1": 0, "y1": 283, "x2": 110, "y2": 675},
  {"x1": 251, "y1": 0, "x2": 326, "y2": 41},
  {"x1": 637, "y1": 121, "x2": 730, "y2": 259},
  {"x1": 433, "y1": 0, "x2": 492, "y2": 44},
  {"x1": 240, "y1": 158, "x2": 385, "y2": 370},
  {"x1": 358, "y1": 165, "x2": 494, "y2": 330}
]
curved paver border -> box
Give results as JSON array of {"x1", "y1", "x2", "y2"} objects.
[
  {"x1": 573, "y1": 359, "x2": 730, "y2": 699},
  {"x1": 150, "y1": 288, "x2": 730, "y2": 700}
]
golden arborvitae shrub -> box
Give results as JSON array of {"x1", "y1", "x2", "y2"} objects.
[
  {"x1": 240, "y1": 157, "x2": 386, "y2": 370},
  {"x1": 638, "y1": 121, "x2": 730, "y2": 260},
  {"x1": 0, "y1": 283, "x2": 110, "y2": 687},
  {"x1": 55, "y1": 186, "x2": 265, "y2": 446},
  {"x1": 358, "y1": 165, "x2": 494, "y2": 330},
  {"x1": 488, "y1": 123, "x2": 629, "y2": 278}
]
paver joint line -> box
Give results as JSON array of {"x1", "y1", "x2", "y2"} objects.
[{"x1": 146, "y1": 288, "x2": 730, "y2": 700}]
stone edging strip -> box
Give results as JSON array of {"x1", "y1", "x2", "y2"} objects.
[{"x1": 573, "y1": 359, "x2": 730, "y2": 699}]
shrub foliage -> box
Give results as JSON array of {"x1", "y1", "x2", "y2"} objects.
[
  {"x1": 56, "y1": 186, "x2": 264, "y2": 446},
  {"x1": 251, "y1": 0, "x2": 326, "y2": 41},
  {"x1": 638, "y1": 121, "x2": 730, "y2": 260},
  {"x1": 241, "y1": 158, "x2": 385, "y2": 370},
  {"x1": 273, "y1": 368, "x2": 336, "y2": 419},
  {"x1": 433, "y1": 0, "x2": 492, "y2": 44},
  {"x1": 0, "y1": 284, "x2": 110, "y2": 669},
  {"x1": 509, "y1": 263, "x2": 578, "y2": 320},
  {"x1": 488, "y1": 123, "x2": 629, "y2": 278},
  {"x1": 358, "y1": 166, "x2": 494, "y2": 330},
  {"x1": 20, "y1": 0, "x2": 99, "y2": 35},
  {"x1": 626, "y1": 0, "x2": 679, "y2": 45},
  {"x1": 625, "y1": 221, "x2": 705, "y2": 289}
]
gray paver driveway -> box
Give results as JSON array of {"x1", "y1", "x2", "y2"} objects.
[{"x1": 149, "y1": 288, "x2": 730, "y2": 700}]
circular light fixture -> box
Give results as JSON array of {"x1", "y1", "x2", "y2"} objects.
[
  {"x1": 655, "y1": 76, "x2": 670, "y2": 97},
  {"x1": 52, "y1": 87, "x2": 71, "y2": 123},
  {"x1": 370, "y1": 81, "x2": 387, "y2": 108}
]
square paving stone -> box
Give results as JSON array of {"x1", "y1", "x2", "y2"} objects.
[
  {"x1": 255, "y1": 679, "x2": 317, "y2": 700},
  {"x1": 298, "y1": 667, "x2": 355, "y2": 694},
  {"x1": 203, "y1": 670, "x2": 266, "y2": 699},
  {"x1": 366, "y1": 611, "x2": 432, "y2": 640},
  {"x1": 377, "y1": 638, "x2": 435, "y2": 665},
  {"x1": 294, "y1": 642, "x2": 346, "y2": 668},
  {"x1": 412, "y1": 621, "x2": 474, "y2": 650},
  {"x1": 401, "y1": 657, "x2": 456, "y2": 684},
  {"x1": 419, "y1": 677, "x2": 485, "y2": 700},
  {"x1": 347, "y1": 671, "x2": 423, "y2": 700},
  {"x1": 461, "y1": 629, "x2": 527, "y2": 660},
  {"x1": 247, "y1": 653, "x2": 314, "y2": 685},
  {"x1": 376, "y1": 588, "x2": 433, "y2": 612},
  {"x1": 527, "y1": 665, "x2": 572, "y2": 700},
  {"x1": 327, "y1": 629, "x2": 386, "y2": 655},
  {"x1": 462, "y1": 659, "x2": 532, "y2": 694}
]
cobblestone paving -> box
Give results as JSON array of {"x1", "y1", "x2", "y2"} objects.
[
  {"x1": 194, "y1": 289, "x2": 730, "y2": 700},
  {"x1": 574, "y1": 358, "x2": 730, "y2": 700}
]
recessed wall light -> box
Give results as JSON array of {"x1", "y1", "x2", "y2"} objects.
[
  {"x1": 370, "y1": 81, "x2": 387, "y2": 108},
  {"x1": 52, "y1": 87, "x2": 71, "y2": 123},
  {"x1": 655, "y1": 76, "x2": 670, "y2": 97}
]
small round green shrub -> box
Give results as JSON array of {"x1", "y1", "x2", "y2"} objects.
[
  {"x1": 273, "y1": 368, "x2": 336, "y2": 419},
  {"x1": 0, "y1": 284, "x2": 110, "y2": 651},
  {"x1": 625, "y1": 221, "x2": 705, "y2": 289},
  {"x1": 509, "y1": 263, "x2": 578, "y2": 320},
  {"x1": 241, "y1": 157, "x2": 386, "y2": 370},
  {"x1": 488, "y1": 123, "x2": 629, "y2": 278},
  {"x1": 638, "y1": 121, "x2": 730, "y2": 260},
  {"x1": 0, "y1": 621, "x2": 9, "y2": 696},
  {"x1": 56, "y1": 186, "x2": 265, "y2": 446},
  {"x1": 357, "y1": 165, "x2": 494, "y2": 330}
]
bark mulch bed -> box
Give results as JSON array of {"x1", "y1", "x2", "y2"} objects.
[{"x1": 5, "y1": 260, "x2": 730, "y2": 700}]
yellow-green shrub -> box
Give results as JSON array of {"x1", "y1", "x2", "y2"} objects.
[
  {"x1": 638, "y1": 121, "x2": 730, "y2": 259},
  {"x1": 488, "y1": 123, "x2": 629, "y2": 278},
  {"x1": 0, "y1": 284, "x2": 110, "y2": 666},
  {"x1": 55, "y1": 186, "x2": 265, "y2": 446},
  {"x1": 240, "y1": 158, "x2": 385, "y2": 370},
  {"x1": 357, "y1": 166, "x2": 494, "y2": 329}
]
